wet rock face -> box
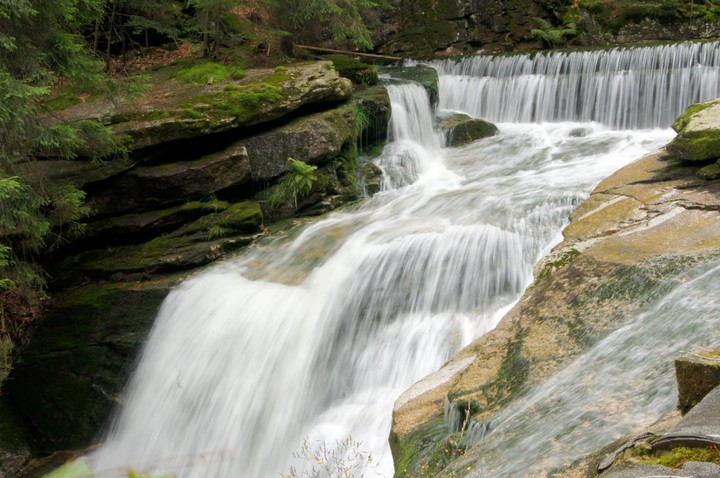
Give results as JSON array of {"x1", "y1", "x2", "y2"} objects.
[
  {"x1": 5, "y1": 283, "x2": 172, "y2": 452},
  {"x1": 381, "y1": 0, "x2": 552, "y2": 56},
  {"x1": 381, "y1": 1, "x2": 720, "y2": 56},
  {"x1": 440, "y1": 113, "x2": 498, "y2": 147},
  {"x1": 675, "y1": 351, "x2": 720, "y2": 414}
]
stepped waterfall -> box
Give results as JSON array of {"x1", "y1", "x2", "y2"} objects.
[{"x1": 91, "y1": 41, "x2": 720, "y2": 477}]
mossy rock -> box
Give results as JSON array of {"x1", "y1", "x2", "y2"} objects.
[
  {"x1": 109, "y1": 62, "x2": 352, "y2": 151},
  {"x1": 52, "y1": 200, "x2": 263, "y2": 283},
  {"x1": 87, "y1": 144, "x2": 251, "y2": 218},
  {"x1": 697, "y1": 161, "x2": 720, "y2": 181},
  {"x1": 381, "y1": 65, "x2": 440, "y2": 107},
  {"x1": 667, "y1": 99, "x2": 720, "y2": 162},
  {"x1": 84, "y1": 201, "x2": 217, "y2": 242},
  {"x1": 351, "y1": 85, "x2": 392, "y2": 146},
  {"x1": 675, "y1": 350, "x2": 720, "y2": 414},
  {"x1": 325, "y1": 54, "x2": 379, "y2": 85},
  {"x1": 441, "y1": 113, "x2": 499, "y2": 147},
  {"x1": 5, "y1": 282, "x2": 173, "y2": 452},
  {"x1": 12, "y1": 157, "x2": 137, "y2": 189}
]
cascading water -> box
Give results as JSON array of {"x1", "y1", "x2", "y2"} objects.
[
  {"x1": 456, "y1": 260, "x2": 720, "y2": 477},
  {"x1": 90, "y1": 41, "x2": 718, "y2": 478},
  {"x1": 435, "y1": 40, "x2": 720, "y2": 128}
]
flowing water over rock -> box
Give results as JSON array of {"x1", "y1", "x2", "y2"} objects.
[
  {"x1": 89, "y1": 43, "x2": 720, "y2": 477},
  {"x1": 460, "y1": 260, "x2": 720, "y2": 476},
  {"x1": 435, "y1": 40, "x2": 720, "y2": 129}
]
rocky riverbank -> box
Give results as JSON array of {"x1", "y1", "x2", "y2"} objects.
[{"x1": 390, "y1": 101, "x2": 720, "y2": 477}]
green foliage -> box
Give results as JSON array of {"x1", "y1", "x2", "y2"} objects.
[
  {"x1": 529, "y1": 17, "x2": 577, "y2": 48},
  {"x1": 269, "y1": 158, "x2": 318, "y2": 210},
  {"x1": 277, "y1": 0, "x2": 391, "y2": 50},
  {"x1": 575, "y1": 0, "x2": 720, "y2": 32},
  {"x1": 0, "y1": 0, "x2": 126, "y2": 311},
  {"x1": 189, "y1": 0, "x2": 254, "y2": 57}
]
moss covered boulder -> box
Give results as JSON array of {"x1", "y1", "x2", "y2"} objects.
[
  {"x1": 88, "y1": 144, "x2": 251, "y2": 217},
  {"x1": 667, "y1": 99, "x2": 720, "y2": 162},
  {"x1": 326, "y1": 54, "x2": 379, "y2": 86},
  {"x1": 52, "y1": 200, "x2": 263, "y2": 284},
  {"x1": 441, "y1": 113, "x2": 498, "y2": 147},
  {"x1": 60, "y1": 62, "x2": 352, "y2": 152},
  {"x1": 240, "y1": 105, "x2": 354, "y2": 181}
]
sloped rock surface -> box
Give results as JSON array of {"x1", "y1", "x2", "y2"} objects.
[{"x1": 391, "y1": 147, "x2": 720, "y2": 476}]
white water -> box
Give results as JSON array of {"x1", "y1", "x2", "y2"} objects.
[
  {"x1": 435, "y1": 40, "x2": 720, "y2": 128},
  {"x1": 460, "y1": 260, "x2": 720, "y2": 477},
  {"x1": 89, "y1": 42, "x2": 717, "y2": 477}
]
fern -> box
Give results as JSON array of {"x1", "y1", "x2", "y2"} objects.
[
  {"x1": 268, "y1": 158, "x2": 318, "y2": 210},
  {"x1": 530, "y1": 17, "x2": 577, "y2": 48}
]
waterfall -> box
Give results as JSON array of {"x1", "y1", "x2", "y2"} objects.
[
  {"x1": 88, "y1": 41, "x2": 711, "y2": 478},
  {"x1": 435, "y1": 40, "x2": 720, "y2": 128}
]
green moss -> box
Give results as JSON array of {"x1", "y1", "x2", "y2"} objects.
[
  {"x1": 449, "y1": 329, "x2": 530, "y2": 419},
  {"x1": 672, "y1": 101, "x2": 716, "y2": 132},
  {"x1": 46, "y1": 93, "x2": 82, "y2": 112},
  {"x1": 41, "y1": 460, "x2": 95, "y2": 478},
  {"x1": 188, "y1": 82, "x2": 285, "y2": 124},
  {"x1": 632, "y1": 446, "x2": 720, "y2": 468},
  {"x1": 180, "y1": 108, "x2": 205, "y2": 120},
  {"x1": 668, "y1": 130, "x2": 720, "y2": 162},
  {"x1": 140, "y1": 110, "x2": 173, "y2": 122},
  {"x1": 537, "y1": 248, "x2": 582, "y2": 280},
  {"x1": 393, "y1": 417, "x2": 449, "y2": 478},
  {"x1": 697, "y1": 162, "x2": 720, "y2": 180},
  {"x1": 173, "y1": 62, "x2": 226, "y2": 84},
  {"x1": 325, "y1": 54, "x2": 378, "y2": 85}
]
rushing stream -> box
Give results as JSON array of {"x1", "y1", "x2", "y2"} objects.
[{"x1": 91, "y1": 41, "x2": 720, "y2": 477}]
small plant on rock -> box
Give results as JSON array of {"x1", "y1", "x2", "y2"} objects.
[
  {"x1": 269, "y1": 158, "x2": 318, "y2": 210},
  {"x1": 530, "y1": 17, "x2": 577, "y2": 48},
  {"x1": 282, "y1": 436, "x2": 377, "y2": 478}
]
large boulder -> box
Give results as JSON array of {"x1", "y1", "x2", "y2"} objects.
[
  {"x1": 87, "y1": 144, "x2": 251, "y2": 217},
  {"x1": 58, "y1": 62, "x2": 352, "y2": 152},
  {"x1": 667, "y1": 99, "x2": 720, "y2": 162},
  {"x1": 441, "y1": 113, "x2": 498, "y2": 146},
  {"x1": 52, "y1": 200, "x2": 263, "y2": 284},
  {"x1": 240, "y1": 106, "x2": 354, "y2": 181}
]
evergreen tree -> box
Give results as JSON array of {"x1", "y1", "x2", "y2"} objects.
[
  {"x1": 0, "y1": 0, "x2": 124, "y2": 302},
  {"x1": 278, "y1": 0, "x2": 391, "y2": 50}
]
